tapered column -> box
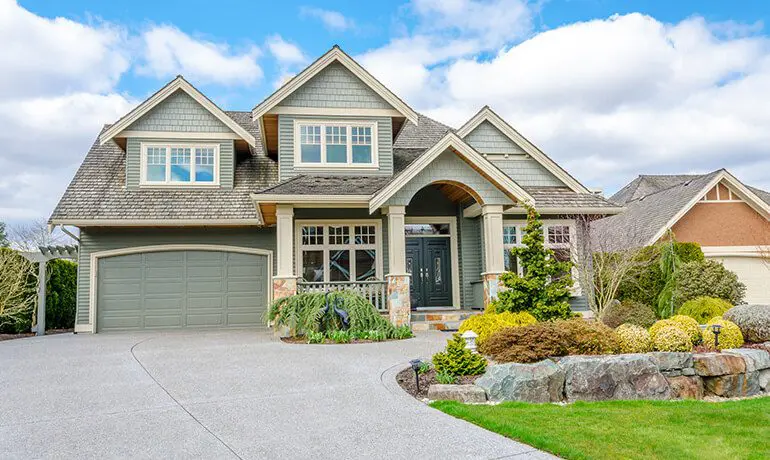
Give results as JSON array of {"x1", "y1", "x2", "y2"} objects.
[
  {"x1": 273, "y1": 204, "x2": 296, "y2": 300},
  {"x1": 383, "y1": 206, "x2": 410, "y2": 326},
  {"x1": 481, "y1": 204, "x2": 505, "y2": 307}
]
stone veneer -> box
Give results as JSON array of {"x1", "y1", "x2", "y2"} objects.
[
  {"x1": 481, "y1": 272, "x2": 505, "y2": 308},
  {"x1": 387, "y1": 274, "x2": 411, "y2": 326},
  {"x1": 272, "y1": 276, "x2": 298, "y2": 301}
]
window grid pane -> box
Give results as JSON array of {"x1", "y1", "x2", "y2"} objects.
[
  {"x1": 301, "y1": 226, "x2": 324, "y2": 246},
  {"x1": 195, "y1": 147, "x2": 215, "y2": 182},
  {"x1": 146, "y1": 147, "x2": 167, "y2": 182},
  {"x1": 354, "y1": 225, "x2": 376, "y2": 245},
  {"x1": 170, "y1": 147, "x2": 191, "y2": 182},
  {"x1": 328, "y1": 226, "x2": 350, "y2": 245},
  {"x1": 547, "y1": 226, "x2": 570, "y2": 245},
  {"x1": 503, "y1": 226, "x2": 517, "y2": 245}
]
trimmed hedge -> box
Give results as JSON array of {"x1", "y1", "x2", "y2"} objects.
[
  {"x1": 458, "y1": 311, "x2": 537, "y2": 347},
  {"x1": 615, "y1": 324, "x2": 652, "y2": 353},
  {"x1": 702, "y1": 317, "x2": 744, "y2": 350},
  {"x1": 600, "y1": 300, "x2": 656, "y2": 328},
  {"x1": 45, "y1": 259, "x2": 77, "y2": 330},
  {"x1": 679, "y1": 297, "x2": 732, "y2": 324},
  {"x1": 671, "y1": 260, "x2": 745, "y2": 309}
]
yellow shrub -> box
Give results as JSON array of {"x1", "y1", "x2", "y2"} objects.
[
  {"x1": 615, "y1": 324, "x2": 652, "y2": 353},
  {"x1": 649, "y1": 319, "x2": 674, "y2": 341},
  {"x1": 653, "y1": 325, "x2": 693, "y2": 352},
  {"x1": 650, "y1": 316, "x2": 701, "y2": 345},
  {"x1": 459, "y1": 311, "x2": 537, "y2": 346},
  {"x1": 702, "y1": 317, "x2": 744, "y2": 350}
]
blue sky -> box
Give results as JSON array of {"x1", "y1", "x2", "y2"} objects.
[{"x1": 3, "y1": 0, "x2": 770, "y2": 229}]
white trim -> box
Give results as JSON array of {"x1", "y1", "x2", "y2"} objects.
[
  {"x1": 456, "y1": 106, "x2": 589, "y2": 194},
  {"x1": 701, "y1": 246, "x2": 770, "y2": 257},
  {"x1": 74, "y1": 324, "x2": 92, "y2": 333},
  {"x1": 120, "y1": 130, "x2": 243, "y2": 140},
  {"x1": 250, "y1": 193, "x2": 370, "y2": 206},
  {"x1": 369, "y1": 132, "x2": 534, "y2": 213},
  {"x1": 506, "y1": 206, "x2": 625, "y2": 215},
  {"x1": 100, "y1": 76, "x2": 256, "y2": 147},
  {"x1": 49, "y1": 219, "x2": 262, "y2": 227},
  {"x1": 139, "y1": 142, "x2": 220, "y2": 186},
  {"x1": 86, "y1": 244, "x2": 273, "y2": 334},
  {"x1": 647, "y1": 171, "x2": 770, "y2": 245},
  {"x1": 405, "y1": 216, "x2": 461, "y2": 308},
  {"x1": 267, "y1": 106, "x2": 403, "y2": 117},
  {"x1": 294, "y1": 219, "x2": 384, "y2": 283},
  {"x1": 252, "y1": 47, "x2": 419, "y2": 124},
  {"x1": 293, "y1": 119, "x2": 379, "y2": 168}
]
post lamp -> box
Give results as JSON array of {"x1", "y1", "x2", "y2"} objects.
[
  {"x1": 410, "y1": 359, "x2": 422, "y2": 392},
  {"x1": 711, "y1": 324, "x2": 722, "y2": 350},
  {"x1": 461, "y1": 330, "x2": 479, "y2": 353}
]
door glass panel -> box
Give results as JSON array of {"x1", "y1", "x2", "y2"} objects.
[
  {"x1": 435, "y1": 257, "x2": 442, "y2": 284},
  {"x1": 302, "y1": 250, "x2": 324, "y2": 281},
  {"x1": 405, "y1": 224, "x2": 450, "y2": 236},
  {"x1": 355, "y1": 250, "x2": 376, "y2": 281},
  {"x1": 329, "y1": 249, "x2": 351, "y2": 281}
]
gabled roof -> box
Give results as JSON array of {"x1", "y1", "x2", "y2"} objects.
[
  {"x1": 369, "y1": 132, "x2": 534, "y2": 213},
  {"x1": 100, "y1": 76, "x2": 257, "y2": 147},
  {"x1": 610, "y1": 174, "x2": 702, "y2": 205},
  {"x1": 593, "y1": 169, "x2": 770, "y2": 249},
  {"x1": 251, "y1": 46, "x2": 419, "y2": 124},
  {"x1": 456, "y1": 106, "x2": 589, "y2": 194}
]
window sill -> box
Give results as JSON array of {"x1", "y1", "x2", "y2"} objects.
[
  {"x1": 295, "y1": 164, "x2": 380, "y2": 169},
  {"x1": 138, "y1": 183, "x2": 221, "y2": 189}
]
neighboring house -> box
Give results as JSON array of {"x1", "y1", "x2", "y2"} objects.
[
  {"x1": 50, "y1": 46, "x2": 621, "y2": 333},
  {"x1": 595, "y1": 169, "x2": 770, "y2": 304}
]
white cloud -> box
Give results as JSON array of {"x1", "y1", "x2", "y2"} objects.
[
  {"x1": 139, "y1": 25, "x2": 263, "y2": 86},
  {"x1": 300, "y1": 7, "x2": 354, "y2": 31},
  {"x1": 266, "y1": 34, "x2": 307, "y2": 65}
]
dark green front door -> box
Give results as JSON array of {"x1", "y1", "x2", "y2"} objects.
[{"x1": 406, "y1": 237, "x2": 452, "y2": 309}]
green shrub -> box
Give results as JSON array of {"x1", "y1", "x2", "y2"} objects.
[
  {"x1": 435, "y1": 371, "x2": 458, "y2": 384},
  {"x1": 679, "y1": 297, "x2": 732, "y2": 324},
  {"x1": 671, "y1": 260, "x2": 745, "y2": 309},
  {"x1": 432, "y1": 334, "x2": 487, "y2": 376},
  {"x1": 492, "y1": 205, "x2": 573, "y2": 321},
  {"x1": 615, "y1": 324, "x2": 652, "y2": 353},
  {"x1": 307, "y1": 331, "x2": 325, "y2": 344},
  {"x1": 559, "y1": 318, "x2": 619, "y2": 355},
  {"x1": 653, "y1": 326, "x2": 693, "y2": 352},
  {"x1": 328, "y1": 329, "x2": 351, "y2": 343},
  {"x1": 388, "y1": 324, "x2": 414, "y2": 340},
  {"x1": 600, "y1": 300, "x2": 657, "y2": 328},
  {"x1": 724, "y1": 304, "x2": 770, "y2": 342},
  {"x1": 0, "y1": 247, "x2": 37, "y2": 334},
  {"x1": 458, "y1": 311, "x2": 537, "y2": 347},
  {"x1": 702, "y1": 317, "x2": 744, "y2": 350},
  {"x1": 418, "y1": 361, "x2": 432, "y2": 375},
  {"x1": 650, "y1": 316, "x2": 701, "y2": 345},
  {"x1": 45, "y1": 259, "x2": 77, "y2": 330}
]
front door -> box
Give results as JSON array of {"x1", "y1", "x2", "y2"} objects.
[{"x1": 406, "y1": 237, "x2": 452, "y2": 309}]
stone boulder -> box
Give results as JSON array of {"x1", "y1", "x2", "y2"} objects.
[
  {"x1": 649, "y1": 352, "x2": 693, "y2": 371},
  {"x1": 427, "y1": 384, "x2": 487, "y2": 403},
  {"x1": 724, "y1": 304, "x2": 770, "y2": 342},
  {"x1": 693, "y1": 353, "x2": 746, "y2": 377},
  {"x1": 703, "y1": 372, "x2": 761, "y2": 398},
  {"x1": 475, "y1": 360, "x2": 565, "y2": 403},
  {"x1": 724, "y1": 349, "x2": 770, "y2": 372},
  {"x1": 559, "y1": 354, "x2": 671, "y2": 403},
  {"x1": 667, "y1": 375, "x2": 704, "y2": 400},
  {"x1": 759, "y1": 369, "x2": 770, "y2": 392}
]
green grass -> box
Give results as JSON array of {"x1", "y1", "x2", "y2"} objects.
[{"x1": 430, "y1": 398, "x2": 770, "y2": 460}]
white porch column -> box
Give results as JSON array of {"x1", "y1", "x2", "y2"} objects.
[
  {"x1": 481, "y1": 204, "x2": 505, "y2": 307},
  {"x1": 273, "y1": 204, "x2": 297, "y2": 300},
  {"x1": 383, "y1": 206, "x2": 410, "y2": 326}
]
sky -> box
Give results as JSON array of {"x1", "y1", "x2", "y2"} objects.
[{"x1": 3, "y1": 0, "x2": 770, "y2": 227}]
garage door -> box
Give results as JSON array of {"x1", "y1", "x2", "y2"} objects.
[
  {"x1": 709, "y1": 255, "x2": 770, "y2": 305},
  {"x1": 97, "y1": 250, "x2": 268, "y2": 332}
]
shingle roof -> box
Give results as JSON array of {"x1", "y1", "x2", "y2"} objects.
[
  {"x1": 611, "y1": 174, "x2": 703, "y2": 205},
  {"x1": 256, "y1": 175, "x2": 392, "y2": 196},
  {"x1": 520, "y1": 187, "x2": 621, "y2": 210},
  {"x1": 224, "y1": 111, "x2": 264, "y2": 154}
]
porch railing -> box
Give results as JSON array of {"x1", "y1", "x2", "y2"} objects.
[{"x1": 297, "y1": 280, "x2": 388, "y2": 312}]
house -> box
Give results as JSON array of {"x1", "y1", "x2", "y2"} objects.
[
  {"x1": 595, "y1": 169, "x2": 770, "y2": 304},
  {"x1": 49, "y1": 46, "x2": 621, "y2": 333}
]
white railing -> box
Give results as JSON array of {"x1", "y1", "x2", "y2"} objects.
[{"x1": 297, "y1": 280, "x2": 388, "y2": 312}]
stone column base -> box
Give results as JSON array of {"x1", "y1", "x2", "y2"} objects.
[
  {"x1": 482, "y1": 272, "x2": 506, "y2": 310},
  {"x1": 386, "y1": 274, "x2": 411, "y2": 327},
  {"x1": 272, "y1": 276, "x2": 298, "y2": 301}
]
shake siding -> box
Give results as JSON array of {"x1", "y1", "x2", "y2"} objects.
[
  {"x1": 277, "y1": 62, "x2": 392, "y2": 110},
  {"x1": 460, "y1": 216, "x2": 483, "y2": 307},
  {"x1": 464, "y1": 121, "x2": 523, "y2": 155},
  {"x1": 489, "y1": 158, "x2": 563, "y2": 187},
  {"x1": 125, "y1": 138, "x2": 235, "y2": 189},
  {"x1": 278, "y1": 115, "x2": 393, "y2": 180},
  {"x1": 76, "y1": 227, "x2": 276, "y2": 325},
  {"x1": 126, "y1": 90, "x2": 231, "y2": 133}
]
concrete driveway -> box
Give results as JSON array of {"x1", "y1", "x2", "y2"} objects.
[{"x1": 0, "y1": 330, "x2": 551, "y2": 459}]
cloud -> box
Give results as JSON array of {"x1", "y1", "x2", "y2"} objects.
[
  {"x1": 139, "y1": 25, "x2": 263, "y2": 86},
  {"x1": 266, "y1": 34, "x2": 307, "y2": 65},
  {"x1": 300, "y1": 7, "x2": 354, "y2": 31}
]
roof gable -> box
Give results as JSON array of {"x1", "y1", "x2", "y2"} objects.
[
  {"x1": 100, "y1": 76, "x2": 256, "y2": 147},
  {"x1": 252, "y1": 46, "x2": 418, "y2": 123},
  {"x1": 126, "y1": 89, "x2": 231, "y2": 133},
  {"x1": 464, "y1": 120, "x2": 524, "y2": 155},
  {"x1": 456, "y1": 106, "x2": 589, "y2": 193}
]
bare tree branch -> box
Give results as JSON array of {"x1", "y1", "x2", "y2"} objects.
[{"x1": 8, "y1": 219, "x2": 71, "y2": 251}]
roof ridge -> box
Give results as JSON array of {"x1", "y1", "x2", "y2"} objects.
[
  {"x1": 629, "y1": 170, "x2": 719, "y2": 203},
  {"x1": 255, "y1": 174, "x2": 304, "y2": 194}
]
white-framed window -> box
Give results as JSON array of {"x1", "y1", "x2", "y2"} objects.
[
  {"x1": 141, "y1": 143, "x2": 219, "y2": 185},
  {"x1": 503, "y1": 221, "x2": 575, "y2": 276},
  {"x1": 297, "y1": 222, "x2": 381, "y2": 282},
  {"x1": 294, "y1": 120, "x2": 377, "y2": 167}
]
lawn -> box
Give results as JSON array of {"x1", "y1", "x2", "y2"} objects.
[{"x1": 431, "y1": 398, "x2": 770, "y2": 460}]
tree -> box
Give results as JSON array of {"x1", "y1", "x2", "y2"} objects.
[
  {"x1": 8, "y1": 219, "x2": 68, "y2": 251},
  {"x1": 0, "y1": 248, "x2": 38, "y2": 333},
  {"x1": 0, "y1": 222, "x2": 8, "y2": 248},
  {"x1": 492, "y1": 205, "x2": 573, "y2": 321}
]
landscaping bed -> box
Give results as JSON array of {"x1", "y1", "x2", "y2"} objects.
[
  {"x1": 281, "y1": 335, "x2": 410, "y2": 345},
  {"x1": 396, "y1": 367, "x2": 478, "y2": 399},
  {"x1": 431, "y1": 398, "x2": 770, "y2": 460},
  {"x1": 0, "y1": 328, "x2": 73, "y2": 342}
]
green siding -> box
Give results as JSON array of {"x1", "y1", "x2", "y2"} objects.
[
  {"x1": 125, "y1": 138, "x2": 235, "y2": 190},
  {"x1": 77, "y1": 227, "x2": 276, "y2": 326},
  {"x1": 126, "y1": 89, "x2": 231, "y2": 133},
  {"x1": 464, "y1": 120, "x2": 523, "y2": 155},
  {"x1": 277, "y1": 62, "x2": 393, "y2": 110},
  {"x1": 489, "y1": 157, "x2": 564, "y2": 187},
  {"x1": 460, "y1": 215, "x2": 483, "y2": 308},
  {"x1": 385, "y1": 150, "x2": 514, "y2": 207},
  {"x1": 278, "y1": 115, "x2": 393, "y2": 180}
]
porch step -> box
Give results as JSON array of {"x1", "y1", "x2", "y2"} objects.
[{"x1": 410, "y1": 309, "x2": 481, "y2": 332}]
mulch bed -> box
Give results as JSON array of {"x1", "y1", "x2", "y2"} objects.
[
  {"x1": 281, "y1": 336, "x2": 406, "y2": 345},
  {"x1": 0, "y1": 329, "x2": 73, "y2": 342},
  {"x1": 396, "y1": 367, "x2": 479, "y2": 399}
]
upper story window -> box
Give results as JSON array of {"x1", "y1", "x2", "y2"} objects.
[
  {"x1": 295, "y1": 121, "x2": 377, "y2": 167},
  {"x1": 141, "y1": 143, "x2": 219, "y2": 185}
]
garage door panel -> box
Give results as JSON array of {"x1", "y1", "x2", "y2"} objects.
[
  {"x1": 710, "y1": 255, "x2": 770, "y2": 305},
  {"x1": 97, "y1": 249, "x2": 269, "y2": 332}
]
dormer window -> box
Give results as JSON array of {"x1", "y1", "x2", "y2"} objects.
[
  {"x1": 140, "y1": 142, "x2": 219, "y2": 185},
  {"x1": 295, "y1": 121, "x2": 377, "y2": 167}
]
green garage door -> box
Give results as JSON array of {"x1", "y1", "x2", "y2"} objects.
[{"x1": 97, "y1": 250, "x2": 268, "y2": 332}]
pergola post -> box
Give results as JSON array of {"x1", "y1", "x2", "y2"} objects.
[
  {"x1": 36, "y1": 260, "x2": 47, "y2": 336},
  {"x1": 22, "y1": 245, "x2": 79, "y2": 337}
]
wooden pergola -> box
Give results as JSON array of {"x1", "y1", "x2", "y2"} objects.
[{"x1": 22, "y1": 245, "x2": 78, "y2": 336}]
